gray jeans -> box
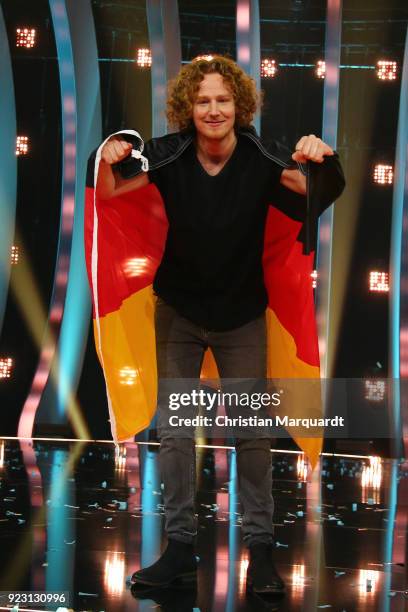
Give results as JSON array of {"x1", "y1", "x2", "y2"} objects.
[{"x1": 155, "y1": 299, "x2": 274, "y2": 546}]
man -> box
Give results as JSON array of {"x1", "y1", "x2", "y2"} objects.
[{"x1": 90, "y1": 55, "x2": 345, "y2": 595}]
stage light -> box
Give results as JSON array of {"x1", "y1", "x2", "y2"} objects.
[
  {"x1": 0, "y1": 441, "x2": 4, "y2": 469},
  {"x1": 261, "y1": 59, "x2": 277, "y2": 78},
  {"x1": 376, "y1": 60, "x2": 397, "y2": 81},
  {"x1": 16, "y1": 136, "x2": 29, "y2": 156},
  {"x1": 136, "y1": 48, "x2": 151, "y2": 68},
  {"x1": 104, "y1": 552, "x2": 125, "y2": 595},
  {"x1": 16, "y1": 28, "x2": 36, "y2": 48},
  {"x1": 297, "y1": 455, "x2": 308, "y2": 482},
  {"x1": 311, "y1": 269, "x2": 317, "y2": 289},
  {"x1": 119, "y1": 366, "x2": 137, "y2": 386},
  {"x1": 238, "y1": 556, "x2": 249, "y2": 595},
  {"x1": 361, "y1": 456, "x2": 382, "y2": 505},
  {"x1": 11, "y1": 245, "x2": 19, "y2": 265},
  {"x1": 115, "y1": 444, "x2": 127, "y2": 472},
  {"x1": 358, "y1": 569, "x2": 379, "y2": 596},
  {"x1": 0, "y1": 358, "x2": 13, "y2": 379},
  {"x1": 194, "y1": 55, "x2": 215, "y2": 62},
  {"x1": 292, "y1": 564, "x2": 306, "y2": 591},
  {"x1": 316, "y1": 60, "x2": 326, "y2": 79},
  {"x1": 369, "y1": 271, "x2": 389, "y2": 293},
  {"x1": 124, "y1": 257, "x2": 148, "y2": 277},
  {"x1": 364, "y1": 380, "x2": 385, "y2": 402},
  {"x1": 373, "y1": 164, "x2": 393, "y2": 185}
]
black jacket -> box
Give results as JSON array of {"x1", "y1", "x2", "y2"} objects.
[{"x1": 87, "y1": 126, "x2": 345, "y2": 255}]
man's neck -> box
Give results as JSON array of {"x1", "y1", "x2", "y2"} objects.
[{"x1": 195, "y1": 130, "x2": 237, "y2": 164}]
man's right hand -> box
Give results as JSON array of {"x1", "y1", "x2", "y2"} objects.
[
  {"x1": 97, "y1": 136, "x2": 150, "y2": 199},
  {"x1": 101, "y1": 137, "x2": 133, "y2": 165}
]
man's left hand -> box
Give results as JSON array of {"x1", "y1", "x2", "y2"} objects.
[{"x1": 292, "y1": 134, "x2": 334, "y2": 164}]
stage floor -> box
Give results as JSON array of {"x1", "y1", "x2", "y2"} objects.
[{"x1": 0, "y1": 438, "x2": 406, "y2": 611}]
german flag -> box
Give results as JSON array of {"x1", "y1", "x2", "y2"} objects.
[{"x1": 85, "y1": 130, "x2": 343, "y2": 468}]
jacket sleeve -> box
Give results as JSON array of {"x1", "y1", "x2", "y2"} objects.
[
  {"x1": 309, "y1": 152, "x2": 345, "y2": 216},
  {"x1": 270, "y1": 151, "x2": 345, "y2": 254},
  {"x1": 87, "y1": 129, "x2": 193, "y2": 182},
  {"x1": 272, "y1": 152, "x2": 345, "y2": 218},
  {"x1": 86, "y1": 131, "x2": 149, "y2": 187}
]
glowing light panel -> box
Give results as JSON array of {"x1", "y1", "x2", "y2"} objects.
[
  {"x1": 364, "y1": 380, "x2": 385, "y2": 402},
  {"x1": 297, "y1": 455, "x2": 308, "y2": 481},
  {"x1": 194, "y1": 55, "x2": 215, "y2": 62},
  {"x1": 373, "y1": 164, "x2": 393, "y2": 185},
  {"x1": 261, "y1": 59, "x2": 277, "y2": 78},
  {"x1": 316, "y1": 60, "x2": 326, "y2": 79},
  {"x1": 16, "y1": 28, "x2": 36, "y2": 48},
  {"x1": 119, "y1": 366, "x2": 137, "y2": 386},
  {"x1": 16, "y1": 136, "x2": 29, "y2": 156},
  {"x1": 358, "y1": 569, "x2": 379, "y2": 596},
  {"x1": 369, "y1": 271, "x2": 389, "y2": 292},
  {"x1": 136, "y1": 48, "x2": 152, "y2": 67},
  {"x1": 104, "y1": 552, "x2": 125, "y2": 595},
  {"x1": 361, "y1": 456, "x2": 382, "y2": 504},
  {"x1": 115, "y1": 444, "x2": 127, "y2": 472},
  {"x1": 292, "y1": 564, "x2": 306, "y2": 590},
  {"x1": 11, "y1": 245, "x2": 19, "y2": 265},
  {"x1": 124, "y1": 257, "x2": 148, "y2": 277},
  {"x1": 0, "y1": 358, "x2": 13, "y2": 379},
  {"x1": 238, "y1": 556, "x2": 249, "y2": 595},
  {"x1": 376, "y1": 60, "x2": 397, "y2": 81}
]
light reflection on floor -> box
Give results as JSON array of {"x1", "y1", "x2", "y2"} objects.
[{"x1": 0, "y1": 438, "x2": 406, "y2": 611}]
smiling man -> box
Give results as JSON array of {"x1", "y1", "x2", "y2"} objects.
[{"x1": 92, "y1": 55, "x2": 345, "y2": 596}]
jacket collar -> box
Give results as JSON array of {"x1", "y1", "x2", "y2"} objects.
[{"x1": 151, "y1": 124, "x2": 301, "y2": 172}]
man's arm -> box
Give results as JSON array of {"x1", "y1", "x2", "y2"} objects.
[
  {"x1": 95, "y1": 137, "x2": 149, "y2": 199},
  {"x1": 280, "y1": 134, "x2": 335, "y2": 195}
]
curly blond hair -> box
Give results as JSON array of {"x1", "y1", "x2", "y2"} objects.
[{"x1": 166, "y1": 55, "x2": 261, "y2": 130}]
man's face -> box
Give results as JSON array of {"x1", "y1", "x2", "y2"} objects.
[{"x1": 192, "y1": 73, "x2": 236, "y2": 140}]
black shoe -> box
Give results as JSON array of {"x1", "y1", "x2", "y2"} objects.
[
  {"x1": 246, "y1": 543, "x2": 285, "y2": 595},
  {"x1": 131, "y1": 539, "x2": 197, "y2": 587}
]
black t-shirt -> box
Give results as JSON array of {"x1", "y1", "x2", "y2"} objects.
[{"x1": 148, "y1": 134, "x2": 284, "y2": 331}]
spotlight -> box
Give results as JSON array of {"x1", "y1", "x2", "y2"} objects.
[
  {"x1": 104, "y1": 552, "x2": 125, "y2": 595},
  {"x1": 359, "y1": 569, "x2": 379, "y2": 596},
  {"x1": 261, "y1": 59, "x2": 277, "y2": 78},
  {"x1": 316, "y1": 60, "x2": 325, "y2": 79},
  {"x1": 16, "y1": 136, "x2": 29, "y2": 156},
  {"x1": 0, "y1": 358, "x2": 13, "y2": 379},
  {"x1": 376, "y1": 60, "x2": 397, "y2": 81},
  {"x1": 193, "y1": 55, "x2": 215, "y2": 62},
  {"x1": 238, "y1": 557, "x2": 249, "y2": 595},
  {"x1": 119, "y1": 366, "x2": 137, "y2": 386},
  {"x1": 311, "y1": 270, "x2": 317, "y2": 289},
  {"x1": 11, "y1": 245, "x2": 19, "y2": 265},
  {"x1": 124, "y1": 257, "x2": 148, "y2": 277},
  {"x1": 292, "y1": 564, "x2": 306, "y2": 591},
  {"x1": 115, "y1": 444, "x2": 127, "y2": 472},
  {"x1": 373, "y1": 164, "x2": 393, "y2": 185},
  {"x1": 369, "y1": 271, "x2": 389, "y2": 293},
  {"x1": 297, "y1": 455, "x2": 308, "y2": 481},
  {"x1": 364, "y1": 380, "x2": 385, "y2": 402},
  {"x1": 361, "y1": 456, "x2": 382, "y2": 505},
  {"x1": 16, "y1": 28, "x2": 36, "y2": 48},
  {"x1": 136, "y1": 48, "x2": 152, "y2": 68}
]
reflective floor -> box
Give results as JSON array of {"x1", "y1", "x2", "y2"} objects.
[{"x1": 0, "y1": 438, "x2": 407, "y2": 611}]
